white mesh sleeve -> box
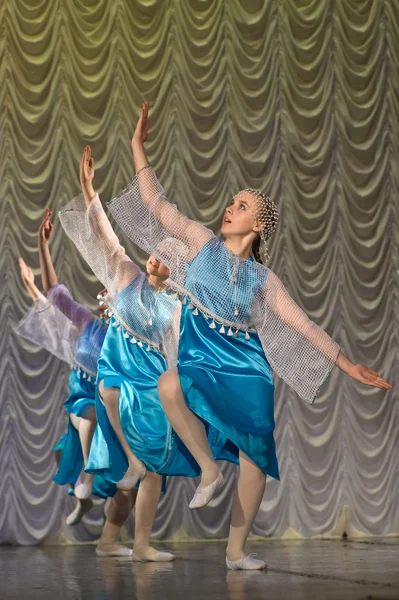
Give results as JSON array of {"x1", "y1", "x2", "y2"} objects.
[
  {"x1": 108, "y1": 167, "x2": 214, "y2": 268},
  {"x1": 46, "y1": 284, "x2": 94, "y2": 335},
  {"x1": 255, "y1": 270, "x2": 340, "y2": 403},
  {"x1": 58, "y1": 193, "x2": 141, "y2": 302},
  {"x1": 14, "y1": 298, "x2": 78, "y2": 365}
]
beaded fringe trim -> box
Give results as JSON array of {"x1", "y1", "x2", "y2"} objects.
[
  {"x1": 165, "y1": 286, "x2": 255, "y2": 341},
  {"x1": 71, "y1": 363, "x2": 96, "y2": 382},
  {"x1": 103, "y1": 310, "x2": 161, "y2": 354}
]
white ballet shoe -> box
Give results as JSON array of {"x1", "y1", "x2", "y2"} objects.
[
  {"x1": 117, "y1": 463, "x2": 147, "y2": 491},
  {"x1": 96, "y1": 545, "x2": 133, "y2": 558},
  {"x1": 189, "y1": 472, "x2": 224, "y2": 510},
  {"x1": 74, "y1": 482, "x2": 93, "y2": 500},
  {"x1": 226, "y1": 553, "x2": 267, "y2": 571},
  {"x1": 132, "y1": 549, "x2": 175, "y2": 562},
  {"x1": 65, "y1": 499, "x2": 93, "y2": 526}
]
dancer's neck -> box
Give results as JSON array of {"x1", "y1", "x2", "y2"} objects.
[{"x1": 224, "y1": 236, "x2": 253, "y2": 260}]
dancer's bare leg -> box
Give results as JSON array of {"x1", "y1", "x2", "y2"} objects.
[
  {"x1": 97, "y1": 489, "x2": 137, "y2": 554},
  {"x1": 54, "y1": 433, "x2": 93, "y2": 525},
  {"x1": 132, "y1": 471, "x2": 173, "y2": 561},
  {"x1": 226, "y1": 451, "x2": 267, "y2": 568},
  {"x1": 70, "y1": 411, "x2": 95, "y2": 497},
  {"x1": 65, "y1": 482, "x2": 94, "y2": 526},
  {"x1": 98, "y1": 380, "x2": 146, "y2": 487},
  {"x1": 158, "y1": 369, "x2": 218, "y2": 487}
]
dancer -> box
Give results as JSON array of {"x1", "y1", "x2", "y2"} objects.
[
  {"x1": 17, "y1": 256, "x2": 136, "y2": 555},
  {"x1": 37, "y1": 209, "x2": 105, "y2": 500},
  {"x1": 106, "y1": 101, "x2": 392, "y2": 570},
  {"x1": 58, "y1": 146, "x2": 182, "y2": 562},
  {"x1": 17, "y1": 258, "x2": 96, "y2": 523}
]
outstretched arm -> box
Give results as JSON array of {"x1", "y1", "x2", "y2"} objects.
[
  {"x1": 38, "y1": 209, "x2": 58, "y2": 292},
  {"x1": 263, "y1": 270, "x2": 391, "y2": 392},
  {"x1": 334, "y1": 351, "x2": 390, "y2": 389}
]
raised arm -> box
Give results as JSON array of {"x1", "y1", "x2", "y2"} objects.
[
  {"x1": 34, "y1": 205, "x2": 94, "y2": 333},
  {"x1": 108, "y1": 102, "x2": 214, "y2": 262},
  {"x1": 256, "y1": 270, "x2": 391, "y2": 402},
  {"x1": 15, "y1": 261, "x2": 78, "y2": 365},
  {"x1": 38, "y1": 209, "x2": 58, "y2": 292},
  {"x1": 18, "y1": 258, "x2": 43, "y2": 303},
  {"x1": 58, "y1": 146, "x2": 142, "y2": 301}
]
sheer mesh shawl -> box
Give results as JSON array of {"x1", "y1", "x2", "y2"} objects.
[
  {"x1": 47, "y1": 284, "x2": 94, "y2": 335},
  {"x1": 15, "y1": 295, "x2": 82, "y2": 367},
  {"x1": 108, "y1": 166, "x2": 340, "y2": 403},
  {"x1": 15, "y1": 286, "x2": 106, "y2": 377},
  {"x1": 59, "y1": 193, "x2": 180, "y2": 366}
]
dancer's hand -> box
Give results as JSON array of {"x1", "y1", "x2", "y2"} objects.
[
  {"x1": 38, "y1": 208, "x2": 53, "y2": 246},
  {"x1": 80, "y1": 146, "x2": 95, "y2": 205},
  {"x1": 18, "y1": 257, "x2": 34, "y2": 288},
  {"x1": 348, "y1": 364, "x2": 392, "y2": 390},
  {"x1": 80, "y1": 145, "x2": 95, "y2": 187},
  {"x1": 132, "y1": 101, "x2": 149, "y2": 149}
]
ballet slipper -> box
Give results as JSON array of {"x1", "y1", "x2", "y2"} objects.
[
  {"x1": 189, "y1": 472, "x2": 224, "y2": 510},
  {"x1": 132, "y1": 548, "x2": 175, "y2": 562},
  {"x1": 116, "y1": 463, "x2": 147, "y2": 491},
  {"x1": 96, "y1": 546, "x2": 133, "y2": 557},
  {"x1": 226, "y1": 553, "x2": 267, "y2": 571}
]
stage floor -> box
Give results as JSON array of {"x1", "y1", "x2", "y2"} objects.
[{"x1": 1, "y1": 538, "x2": 398, "y2": 599}]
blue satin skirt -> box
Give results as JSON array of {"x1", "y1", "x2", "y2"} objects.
[
  {"x1": 53, "y1": 432, "x2": 117, "y2": 499},
  {"x1": 52, "y1": 369, "x2": 117, "y2": 497},
  {"x1": 63, "y1": 368, "x2": 96, "y2": 417},
  {"x1": 163, "y1": 306, "x2": 280, "y2": 480},
  {"x1": 53, "y1": 369, "x2": 95, "y2": 486},
  {"x1": 85, "y1": 325, "x2": 175, "y2": 482}
]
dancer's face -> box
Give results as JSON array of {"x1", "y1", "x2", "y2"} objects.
[
  {"x1": 146, "y1": 256, "x2": 170, "y2": 281},
  {"x1": 221, "y1": 192, "x2": 261, "y2": 238}
]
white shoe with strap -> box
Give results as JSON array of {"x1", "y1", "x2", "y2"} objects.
[{"x1": 226, "y1": 554, "x2": 267, "y2": 571}]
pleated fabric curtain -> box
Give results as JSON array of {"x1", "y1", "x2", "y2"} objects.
[{"x1": 1, "y1": 0, "x2": 397, "y2": 544}]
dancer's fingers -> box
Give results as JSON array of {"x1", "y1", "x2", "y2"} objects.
[
  {"x1": 376, "y1": 377, "x2": 392, "y2": 389},
  {"x1": 79, "y1": 148, "x2": 85, "y2": 181}
]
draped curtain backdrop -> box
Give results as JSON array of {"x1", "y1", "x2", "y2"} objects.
[{"x1": 1, "y1": 0, "x2": 398, "y2": 545}]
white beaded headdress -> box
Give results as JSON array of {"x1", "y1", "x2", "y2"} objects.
[{"x1": 239, "y1": 189, "x2": 279, "y2": 264}]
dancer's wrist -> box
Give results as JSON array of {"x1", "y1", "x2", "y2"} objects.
[
  {"x1": 81, "y1": 182, "x2": 96, "y2": 205},
  {"x1": 335, "y1": 351, "x2": 354, "y2": 376},
  {"x1": 131, "y1": 136, "x2": 144, "y2": 151}
]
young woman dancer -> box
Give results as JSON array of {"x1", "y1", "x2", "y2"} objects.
[
  {"x1": 107, "y1": 101, "x2": 392, "y2": 570},
  {"x1": 58, "y1": 146, "x2": 186, "y2": 561},
  {"x1": 17, "y1": 252, "x2": 136, "y2": 555},
  {"x1": 35, "y1": 209, "x2": 105, "y2": 500}
]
